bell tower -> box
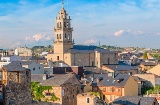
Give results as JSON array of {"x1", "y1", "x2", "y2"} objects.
[{"x1": 53, "y1": 2, "x2": 74, "y2": 60}]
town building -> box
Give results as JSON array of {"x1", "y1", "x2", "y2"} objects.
[
  {"x1": 14, "y1": 47, "x2": 32, "y2": 56},
  {"x1": 147, "y1": 64, "x2": 160, "y2": 76},
  {"x1": 31, "y1": 74, "x2": 81, "y2": 105},
  {"x1": 1, "y1": 63, "x2": 32, "y2": 105},
  {"x1": 8, "y1": 61, "x2": 44, "y2": 74},
  {"x1": 91, "y1": 74, "x2": 138, "y2": 104},
  {"x1": 47, "y1": 4, "x2": 118, "y2": 68},
  {"x1": 111, "y1": 96, "x2": 158, "y2": 105},
  {"x1": 77, "y1": 92, "x2": 104, "y2": 105},
  {"x1": 1, "y1": 55, "x2": 21, "y2": 62},
  {"x1": 133, "y1": 73, "x2": 160, "y2": 87},
  {"x1": 102, "y1": 64, "x2": 138, "y2": 75},
  {"x1": 0, "y1": 49, "x2": 9, "y2": 57},
  {"x1": 140, "y1": 61, "x2": 157, "y2": 71}
]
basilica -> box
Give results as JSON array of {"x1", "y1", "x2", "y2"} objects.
[{"x1": 47, "y1": 4, "x2": 118, "y2": 68}]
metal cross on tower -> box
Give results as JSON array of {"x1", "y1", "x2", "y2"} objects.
[{"x1": 62, "y1": 0, "x2": 64, "y2": 7}]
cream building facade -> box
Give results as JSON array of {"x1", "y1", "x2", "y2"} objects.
[{"x1": 47, "y1": 5, "x2": 118, "y2": 68}]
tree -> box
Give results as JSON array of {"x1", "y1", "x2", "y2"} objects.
[{"x1": 143, "y1": 52, "x2": 148, "y2": 59}]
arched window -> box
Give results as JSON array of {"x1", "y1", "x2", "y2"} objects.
[
  {"x1": 57, "y1": 23, "x2": 59, "y2": 28},
  {"x1": 60, "y1": 22, "x2": 61, "y2": 27},
  {"x1": 57, "y1": 34, "x2": 59, "y2": 39},
  {"x1": 67, "y1": 22, "x2": 69, "y2": 28},
  {"x1": 60, "y1": 34, "x2": 61, "y2": 39}
]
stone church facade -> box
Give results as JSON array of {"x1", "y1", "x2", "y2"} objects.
[{"x1": 47, "y1": 5, "x2": 118, "y2": 68}]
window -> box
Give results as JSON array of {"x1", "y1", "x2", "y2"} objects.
[
  {"x1": 86, "y1": 98, "x2": 90, "y2": 103},
  {"x1": 64, "y1": 22, "x2": 66, "y2": 27},
  {"x1": 39, "y1": 67, "x2": 40, "y2": 69},
  {"x1": 67, "y1": 22, "x2": 69, "y2": 27},
  {"x1": 45, "y1": 89, "x2": 52, "y2": 96},
  {"x1": 92, "y1": 61, "x2": 94, "y2": 66},
  {"x1": 110, "y1": 95, "x2": 112, "y2": 101},
  {"x1": 65, "y1": 34, "x2": 67, "y2": 39},
  {"x1": 33, "y1": 68, "x2": 35, "y2": 70},
  {"x1": 77, "y1": 87, "x2": 79, "y2": 93},
  {"x1": 73, "y1": 95, "x2": 74, "y2": 98},
  {"x1": 68, "y1": 34, "x2": 70, "y2": 39},
  {"x1": 57, "y1": 56, "x2": 59, "y2": 60},
  {"x1": 46, "y1": 92, "x2": 52, "y2": 96},
  {"x1": 57, "y1": 34, "x2": 59, "y2": 39},
  {"x1": 60, "y1": 34, "x2": 61, "y2": 39},
  {"x1": 60, "y1": 22, "x2": 61, "y2": 27},
  {"x1": 108, "y1": 58, "x2": 110, "y2": 64},
  {"x1": 102, "y1": 87, "x2": 106, "y2": 92},
  {"x1": 62, "y1": 89, "x2": 65, "y2": 96},
  {"x1": 57, "y1": 23, "x2": 59, "y2": 28},
  {"x1": 16, "y1": 72, "x2": 19, "y2": 83},
  {"x1": 118, "y1": 88, "x2": 121, "y2": 93}
]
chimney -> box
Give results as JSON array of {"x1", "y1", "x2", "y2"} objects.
[
  {"x1": 91, "y1": 76, "x2": 93, "y2": 82},
  {"x1": 96, "y1": 78, "x2": 100, "y2": 83},
  {"x1": 84, "y1": 79, "x2": 87, "y2": 85},
  {"x1": 43, "y1": 74, "x2": 47, "y2": 80}
]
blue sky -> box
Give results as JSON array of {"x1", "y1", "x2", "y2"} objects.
[{"x1": 0, "y1": 0, "x2": 160, "y2": 49}]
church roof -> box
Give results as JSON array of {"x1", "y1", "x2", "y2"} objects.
[{"x1": 73, "y1": 45, "x2": 98, "y2": 50}]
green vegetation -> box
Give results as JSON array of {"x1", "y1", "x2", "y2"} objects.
[
  {"x1": 50, "y1": 93, "x2": 60, "y2": 102},
  {"x1": 151, "y1": 53, "x2": 160, "y2": 60},
  {"x1": 142, "y1": 85, "x2": 160, "y2": 95},
  {"x1": 100, "y1": 45, "x2": 124, "y2": 51},
  {"x1": 90, "y1": 92, "x2": 100, "y2": 97},
  {"x1": 31, "y1": 82, "x2": 60, "y2": 102},
  {"x1": 32, "y1": 45, "x2": 53, "y2": 55},
  {"x1": 143, "y1": 52, "x2": 148, "y2": 59}
]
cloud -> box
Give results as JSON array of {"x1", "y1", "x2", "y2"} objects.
[
  {"x1": 84, "y1": 39, "x2": 97, "y2": 44},
  {"x1": 114, "y1": 30, "x2": 126, "y2": 36},
  {"x1": 114, "y1": 29, "x2": 145, "y2": 37},
  {"x1": 25, "y1": 34, "x2": 52, "y2": 41}
]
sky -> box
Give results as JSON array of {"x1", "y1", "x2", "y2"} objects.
[{"x1": 0, "y1": 0, "x2": 160, "y2": 49}]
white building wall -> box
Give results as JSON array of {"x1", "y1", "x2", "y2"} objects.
[
  {"x1": 28, "y1": 62, "x2": 44, "y2": 74},
  {"x1": 1, "y1": 55, "x2": 21, "y2": 62},
  {"x1": 0, "y1": 62, "x2": 10, "y2": 68}
]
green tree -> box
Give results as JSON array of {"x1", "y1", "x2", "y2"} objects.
[
  {"x1": 31, "y1": 82, "x2": 53, "y2": 101},
  {"x1": 143, "y1": 52, "x2": 148, "y2": 59},
  {"x1": 50, "y1": 93, "x2": 60, "y2": 102}
]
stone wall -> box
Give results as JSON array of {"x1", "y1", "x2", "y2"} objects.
[
  {"x1": 61, "y1": 76, "x2": 81, "y2": 105},
  {"x1": 4, "y1": 70, "x2": 31, "y2": 105}
]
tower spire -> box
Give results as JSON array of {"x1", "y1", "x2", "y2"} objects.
[{"x1": 62, "y1": 0, "x2": 64, "y2": 8}]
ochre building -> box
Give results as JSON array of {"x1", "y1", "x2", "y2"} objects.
[{"x1": 47, "y1": 5, "x2": 118, "y2": 68}]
